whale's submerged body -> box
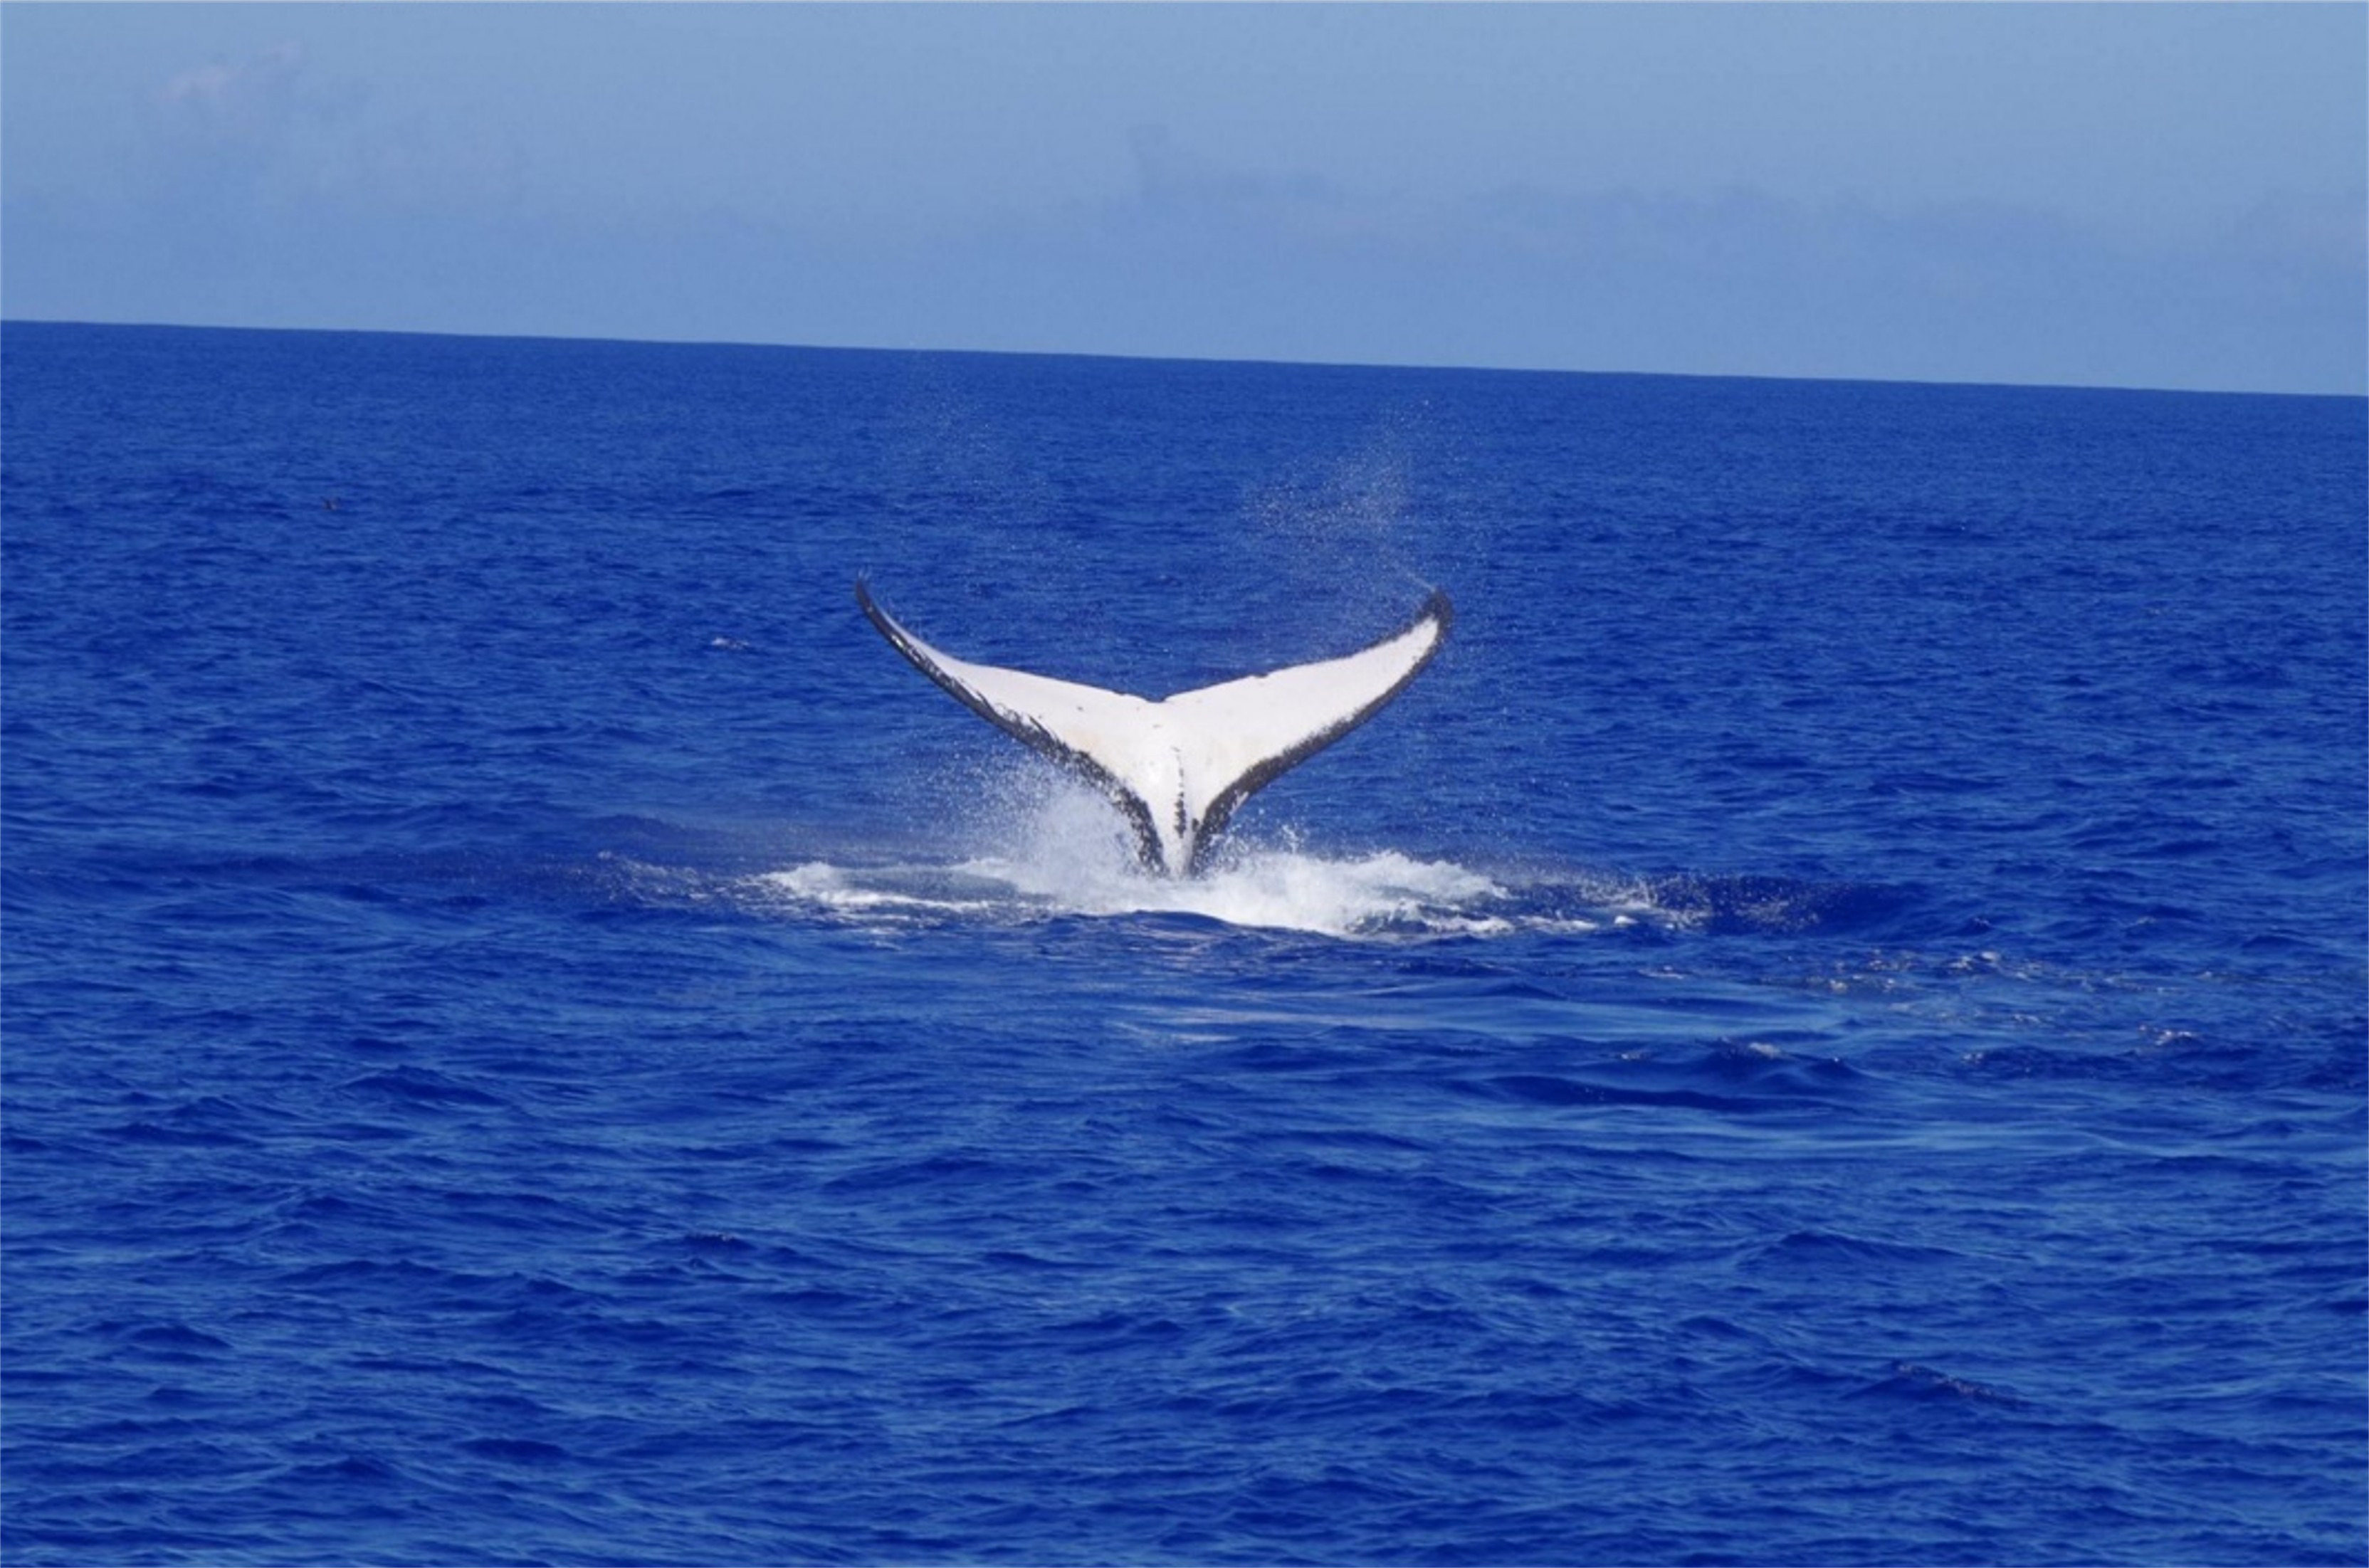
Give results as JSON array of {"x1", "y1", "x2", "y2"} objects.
[{"x1": 857, "y1": 582, "x2": 1452, "y2": 877}]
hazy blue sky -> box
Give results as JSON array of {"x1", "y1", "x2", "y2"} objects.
[{"x1": 5, "y1": 4, "x2": 2363, "y2": 394}]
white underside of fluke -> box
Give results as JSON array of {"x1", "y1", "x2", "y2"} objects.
[{"x1": 857, "y1": 582, "x2": 1452, "y2": 877}]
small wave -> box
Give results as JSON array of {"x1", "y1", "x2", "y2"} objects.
[{"x1": 1859, "y1": 1361, "x2": 2030, "y2": 1408}]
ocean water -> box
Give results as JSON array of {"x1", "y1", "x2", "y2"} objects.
[{"x1": 2, "y1": 320, "x2": 2363, "y2": 1567}]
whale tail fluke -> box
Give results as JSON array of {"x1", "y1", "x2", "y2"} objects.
[{"x1": 856, "y1": 581, "x2": 1451, "y2": 877}]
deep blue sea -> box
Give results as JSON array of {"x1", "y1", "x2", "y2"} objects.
[{"x1": 4, "y1": 320, "x2": 2364, "y2": 1567}]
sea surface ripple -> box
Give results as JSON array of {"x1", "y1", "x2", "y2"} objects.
[{"x1": 4, "y1": 323, "x2": 2363, "y2": 1566}]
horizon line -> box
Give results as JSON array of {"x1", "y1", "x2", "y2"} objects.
[{"x1": 4, "y1": 313, "x2": 2360, "y2": 404}]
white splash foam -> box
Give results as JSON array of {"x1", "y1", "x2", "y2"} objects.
[
  {"x1": 748, "y1": 779, "x2": 1514, "y2": 939},
  {"x1": 752, "y1": 847, "x2": 1509, "y2": 940},
  {"x1": 984, "y1": 843, "x2": 1508, "y2": 937}
]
